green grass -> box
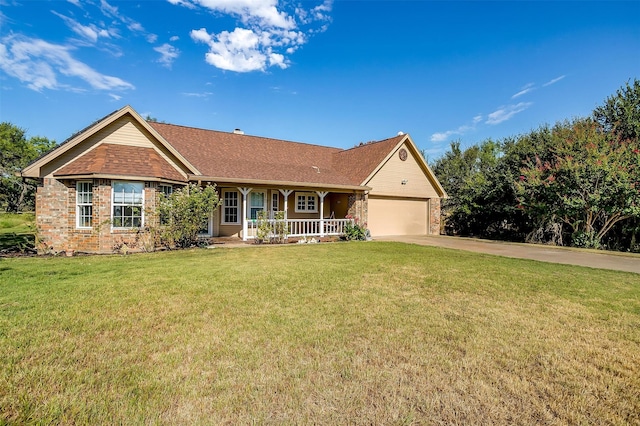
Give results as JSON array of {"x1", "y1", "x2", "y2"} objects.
[
  {"x1": 0, "y1": 213, "x2": 35, "y2": 253},
  {"x1": 1, "y1": 242, "x2": 639, "y2": 424}
]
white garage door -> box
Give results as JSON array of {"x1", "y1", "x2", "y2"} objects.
[{"x1": 367, "y1": 197, "x2": 429, "y2": 236}]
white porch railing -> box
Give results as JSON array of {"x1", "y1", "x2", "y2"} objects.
[{"x1": 246, "y1": 218, "x2": 353, "y2": 239}]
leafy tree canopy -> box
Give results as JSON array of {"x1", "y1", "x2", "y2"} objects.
[
  {"x1": 594, "y1": 79, "x2": 640, "y2": 142},
  {"x1": 433, "y1": 79, "x2": 640, "y2": 251},
  {"x1": 0, "y1": 122, "x2": 56, "y2": 212},
  {"x1": 516, "y1": 118, "x2": 640, "y2": 248}
]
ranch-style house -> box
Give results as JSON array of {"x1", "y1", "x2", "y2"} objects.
[{"x1": 22, "y1": 105, "x2": 447, "y2": 253}]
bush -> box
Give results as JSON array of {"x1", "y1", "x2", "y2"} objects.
[
  {"x1": 255, "y1": 211, "x2": 288, "y2": 244},
  {"x1": 343, "y1": 216, "x2": 368, "y2": 241},
  {"x1": 156, "y1": 184, "x2": 221, "y2": 249}
]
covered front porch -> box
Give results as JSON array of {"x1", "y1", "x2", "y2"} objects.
[
  {"x1": 208, "y1": 186, "x2": 367, "y2": 241},
  {"x1": 245, "y1": 216, "x2": 354, "y2": 240},
  {"x1": 237, "y1": 188, "x2": 356, "y2": 241}
]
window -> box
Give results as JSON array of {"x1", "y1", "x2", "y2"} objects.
[
  {"x1": 76, "y1": 181, "x2": 93, "y2": 228},
  {"x1": 222, "y1": 190, "x2": 239, "y2": 224},
  {"x1": 159, "y1": 184, "x2": 173, "y2": 197},
  {"x1": 295, "y1": 192, "x2": 318, "y2": 213},
  {"x1": 271, "y1": 192, "x2": 279, "y2": 213},
  {"x1": 112, "y1": 181, "x2": 144, "y2": 228},
  {"x1": 249, "y1": 191, "x2": 266, "y2": 220}
]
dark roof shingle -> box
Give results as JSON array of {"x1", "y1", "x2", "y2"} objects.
[
  {"x1": 331, "y1": 135, "x2": 405, "y2": 184},
  {"x1": 149, "y1": 122, "x2": 363, "y2": 187},
  {"x1": 54, "y1": 144, "x2": 187, "y2": 182}
]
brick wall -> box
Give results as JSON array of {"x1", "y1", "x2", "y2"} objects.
[
  {"x1": 36, "y1": 178, "x2": 160, "y2": 254},
  {"x1": 347, "y1": 192, "x2": 368, "y2": 227},
  {"x1": 429, "y1": 198, "x2": 441, "y2": 235},
  {"x1": 36, "y1": 178, "x2": 69, "y2": 253}
]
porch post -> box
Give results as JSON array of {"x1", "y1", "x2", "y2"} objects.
[
  {"x1": 279, "y1": 189, "x2": 293, "y2": 220},
  {"x1": 317, "y1": 191, "x2": 328, "y2": 237},
  {"x1": 238, "y1": 187, "x2": 252, "y2": 241}
]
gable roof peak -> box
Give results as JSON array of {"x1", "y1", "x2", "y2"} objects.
[{"x1": 342, "y1": 133, "x2": 407, "y2": 153}]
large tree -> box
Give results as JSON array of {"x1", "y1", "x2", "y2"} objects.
[
  {"x1": 432, "y1": 139, "x2": 527, "y2": 239},
  {"x1": 0, "y1": 123, "x2": 56, "y2": 212},
  {"x1": 594, "y1": 79, "x2": 640, "y2": 142},
  {"x1": 516, "y1": 118, "x2": 640, "y2": 248}
]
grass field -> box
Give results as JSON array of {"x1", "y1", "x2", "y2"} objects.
[{"x1": 1, "y1": 242, "x2": 639, "y2": 424}]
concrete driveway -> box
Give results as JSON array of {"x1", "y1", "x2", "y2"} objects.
[{"x1": 374, "y1": 235, "x2": 640, "y2": 274}]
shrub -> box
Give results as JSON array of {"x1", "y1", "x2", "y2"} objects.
[
  {"x1": 156, "y1": 184, "x2": 221, "y2": 249},
  {"x1": 255, "y1": 211, "x2": 288, "y2": 244},
  {"x1": 343, "y1": 215, "x2": 368, "y2": 241}
]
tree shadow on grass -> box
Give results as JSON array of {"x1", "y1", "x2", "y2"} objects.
[{"x1": 0, "y1": 232, "x2": 35, "y2": 256}]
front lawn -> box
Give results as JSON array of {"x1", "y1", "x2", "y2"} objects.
[
  {"x1": 1, "y1": 242, "x2": 639, "y2": 424},
  {"x1": 0, "y1": 213, "x2": 35, "y2": 254}
]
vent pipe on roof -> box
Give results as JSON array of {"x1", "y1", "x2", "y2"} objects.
[{"x1": 233, "y1": 128, "x2": 244, "y2": 135}]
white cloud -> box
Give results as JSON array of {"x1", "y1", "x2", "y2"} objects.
[
  {"x1": 174, "y1": 0, "x2": 331, "y2": 72},
  {"x1": 182, "y1": 91, "x2": 213, "y2": 97},
  {"x1": 99, "y1": 0, "x2": 155, "y2": 43},
  {"x1": 543, "y1": 75, "x2": 565, "y2": 87},
  {"x1": 511, "y1": 82, "x2": 535, "y2": 99},
  {"x1": 192, "y1": 27, "x2": 270, "y2": 72},
  {"x1": 486, "y1": 102, "x2": 532, "y2": 125},
  {"x1": 100, "y1": 0, "x2": 119, "y2": 18},
  {"x1": 109, "y1": 93, "x2": 122, "y2": 101},
  {"x1": 430, "y1": 124, "x2": 474, "y2": 142},
  {"x1": 154, "y1": 43, "x2": 180, "y2": 68},
  {"x1": 184, "y1": 0, "x2": 295, "y2": 29},
  {"x1": 0, "y1": 35, "x2": 134, "y2": 92},
  {"x1": 430, "y1": 130, "x2": 456, "y2": 143},
  {"x1": 167, "y1": 0, "x2": 197, "y2": 9},
  {"x1": 51, "y1": 11, "x2": 112, "y2": 44},
  {"x1": 170, "y1": 35, "x2": 180, "y2": 42}
]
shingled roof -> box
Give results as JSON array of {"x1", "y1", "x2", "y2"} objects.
[
  {"x1": 25, "y1": 105, "x2": 436, "y2": 193},
  {"x1": 331, "y1": 135, "x2": 406, "y2": 184},
  {"x1": 54, "y1": 144, "x2": 187, "y2": 182},
  {"x1": 148, "y1": 122, "x2": 401, "y2": 188}
]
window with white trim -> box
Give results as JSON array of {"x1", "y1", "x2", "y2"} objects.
[
  {"x1": 295, "y1": 192, "x2": 318, "y2": 213},
  {"x1": 112, "y1": 181, "x2": 144, "y2": 228},
  {"x1": 271, "y1": 192, "x2": 279, "y2": 213},
  {"x1": 249, "y1": 191, "x2": 266, "y2": 220},
  {"x1": 76, "y1": 181, "x2": 93, "y2": 228},
  {"x1": 222, "y1": 190, "x2": 239, "y2": 224},
  {"x1": 159, "y1": 184, "x2": 173, "y2": 197}
]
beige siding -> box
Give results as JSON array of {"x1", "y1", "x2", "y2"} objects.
[
  {"x1": 95, "y1": 117, "x2": 155, "y2": 147},
  {"x1": 218, "y1": 224, "x2": 241, "y2": 238},
  {"x1": 41, "y1": 115, "x2": 188, "y2": 179},
  {"x1": 366, "y1": 142, "x2": 439, "y2": 198},
  {"x1": 368, "y1": 196, "x2": 428, "y2": 236},
  {"x1": 329, "y1": 193, "x2": 349, "y2": 219}
]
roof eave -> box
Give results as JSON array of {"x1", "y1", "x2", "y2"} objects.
[
  {"x1": 53, "y1": 173, "x2": 188, "y2": 184},
  {"x1": 188, "y1": 175, "x2": 370, "y2": 192}
]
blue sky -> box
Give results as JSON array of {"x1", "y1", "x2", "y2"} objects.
[{"x1": 1, "y1": 1, "x2": 638, "y2": 160}]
